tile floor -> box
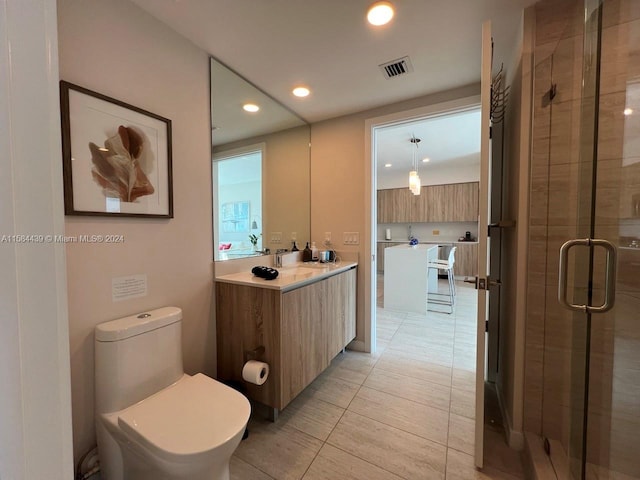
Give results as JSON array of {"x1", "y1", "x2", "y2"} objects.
[{"x1": 230, "y1": 279, "x2": 526, "y2": 479}]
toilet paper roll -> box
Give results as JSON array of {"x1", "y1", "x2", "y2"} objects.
[
  {"x1": 242, "y1": 360, "x2": 269, "y2": 385},
  {"x1": 385, "y1": 228, "x2": 392, "y2": 240}
]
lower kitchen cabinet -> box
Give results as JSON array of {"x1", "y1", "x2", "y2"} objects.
[{"x1": 454, "y1": 243, "x2": 478, "y2": 278}]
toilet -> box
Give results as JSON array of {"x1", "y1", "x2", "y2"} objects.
[{"x1": 94, "y1": 306, "x2": 250, "y2": 480}]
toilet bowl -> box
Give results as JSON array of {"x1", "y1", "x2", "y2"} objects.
[{"x1": 95, "y1": 307, "x2": 250, "y2": 480}]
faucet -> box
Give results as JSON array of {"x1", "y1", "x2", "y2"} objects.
[
  {"x1": 408, "y1": 224, "x2": 412, "y2": 240},
  {"x1": 275, "y1": 250, "x2": 288, "y2": 268}
]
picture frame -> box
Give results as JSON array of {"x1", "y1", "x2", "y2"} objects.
[{"x1": 60, "y1": 81, "x2": 173, "y2": 218}]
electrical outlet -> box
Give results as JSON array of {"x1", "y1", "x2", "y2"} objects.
[
  {"x1": 324, "y1": 231, "x2": 331, "y2": 242},
  {"x1": 432, "y1": 229, "x2": 440, "y2": 235},
  {"x1": 291, "y1": 232, "x2": 297, "y2": 241},
  {"x1": 343, "y1": 232, "x2": 360, "y2": 245},
  {"x1": 270, "y1": 232, "x2": 282, "y2": 243}
]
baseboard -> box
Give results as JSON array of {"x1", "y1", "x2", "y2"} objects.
[
  {"x1": 347, "y1": 339, "x2": 366, "y2": 352},
  {"x1": 496, "y1": 383, "x2": 525, "y2": 451}
]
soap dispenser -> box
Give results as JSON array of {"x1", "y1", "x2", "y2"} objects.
[
  {"x1": 292, "y1": 240, "x2": 299, "y2": 251},
  {"x1": 311, "y1": 242, "x2": 319, "y2": 261},
  {"x1": 302, "y1": 242, "x2": 312, "y2": 262}
]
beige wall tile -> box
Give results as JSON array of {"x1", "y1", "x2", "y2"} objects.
[
  {"x1": 598, "y1": 92, "x2": 629, "y2": 161},
  {"x1": 535, "y1": 0, "x2": 583, "y2": 47},
  {"x1": 600, "y1": 19, "x2": 640, "y2": 95},
  {"x1": 603, "y1": 0, "x2": 640, "y2": 29}
]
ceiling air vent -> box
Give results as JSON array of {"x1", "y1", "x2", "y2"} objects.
[{"x1": 379, "y1": 56, "x2": 414, "y2": 79}]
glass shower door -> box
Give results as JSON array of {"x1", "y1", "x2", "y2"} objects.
[
  {"x1": 584, "y1": 0, "x2": 640, "y2": 477},
  {"x1": 547, "y1": 0, "x2": 640, "y2": 478}
]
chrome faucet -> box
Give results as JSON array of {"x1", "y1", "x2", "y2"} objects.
[
  {"x1": 275, "y1": 252, "x2": 284, "y2": 268},
  {"x1": 408, "y1": 224, "x2": 412, "y2": 240}
]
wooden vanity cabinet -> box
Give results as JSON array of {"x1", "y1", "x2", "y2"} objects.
[{"x1": 216, "y1": 267, "x2": 356, "y2": 411}]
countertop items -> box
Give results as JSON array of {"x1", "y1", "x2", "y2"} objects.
[{"x1": 216, "y1": 261, "x2": 357, "y2": 291}]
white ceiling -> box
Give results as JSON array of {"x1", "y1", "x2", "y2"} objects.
[
  {"x1": 129, "y1": 0, "x2": 535, "y2": 184},
  {"x1": 130, "y1": 0, "x2": 536, "y2": 124},
  {"x1": 375, "y1": 107, "x2": 481, "y2": 186}
]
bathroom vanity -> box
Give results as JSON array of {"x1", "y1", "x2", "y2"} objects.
[{"x1": 215, "y1": 262, "x2": 357, "y2": 416}]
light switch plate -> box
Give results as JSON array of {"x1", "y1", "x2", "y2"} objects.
[
  {"x1": 343, "y1": 232, "x2": 360, "y2": 245},
  {"x1": 271, "y1": 232, "x2": 282, "y2": 243}
]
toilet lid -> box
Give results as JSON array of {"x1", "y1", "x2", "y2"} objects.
[{"x1": 117, "y1": 373, "x2": 250, "y2": 460}]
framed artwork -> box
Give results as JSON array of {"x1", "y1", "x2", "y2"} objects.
[{"x1": 60, "y1": 81, "x2": 173, "y2": 218}]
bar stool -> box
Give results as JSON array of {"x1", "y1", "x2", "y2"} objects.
[{"x1": 427, "y1": 246, "x2": 456, "y2": 313}]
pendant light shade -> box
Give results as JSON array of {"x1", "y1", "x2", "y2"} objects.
[{"x1": 409, "y1": 136, "x2": 421, "y2": 195}]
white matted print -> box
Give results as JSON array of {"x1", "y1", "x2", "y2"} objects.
[{"x1": 60, "y1": 81, "x2": 173, "y2": 217}]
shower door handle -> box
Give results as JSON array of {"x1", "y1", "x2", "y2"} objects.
[{"x1": 558, "y1": 238, "x2": 617, "y2": 313}]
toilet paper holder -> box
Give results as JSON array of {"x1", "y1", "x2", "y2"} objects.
[{"x1": 244, "y1": 345, "x2": 265, "y2": 363}]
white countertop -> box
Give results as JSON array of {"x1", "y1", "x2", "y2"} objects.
[
  {"x1": 378, "y1": 240, "x2": 478, "y2": 244},
  {"x1": 215, "y1": 261, "x2": 358, "y2": 292}
]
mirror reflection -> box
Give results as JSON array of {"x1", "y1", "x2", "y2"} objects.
[{"x1": 210, "y1": 57, "x2": 310, "y2": 261}]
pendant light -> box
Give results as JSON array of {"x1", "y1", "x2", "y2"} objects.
[{"x1": 409, "y1": 136, "x2": 421, "y2": 195}]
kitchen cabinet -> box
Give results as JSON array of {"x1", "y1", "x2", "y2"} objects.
[
  {"x1": 379, "y1": 182, "x2": 479, "y2": 223},
  {"x1": 377, "y1": 188, "x2": 413, "y2": 223},
  {"x1": 454, "y1": 243, "x2": 478, "y2": 277},
  {"x1": 216, "y1": 267, "x2": 356, "y2": 412}
]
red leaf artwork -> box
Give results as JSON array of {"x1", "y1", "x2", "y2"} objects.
[{"x1": 89, "y1": 125, "x2": 155, "y2": 202}]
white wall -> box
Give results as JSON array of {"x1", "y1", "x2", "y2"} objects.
[
  {"x1": 57, "y1": 0, "x2": 213, "y2": 461},
  {"x1": 0, "y1": 1, "x2": 74, "y2": 478}
]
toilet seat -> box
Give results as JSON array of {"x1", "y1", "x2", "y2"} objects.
[{"x1": 115, "y1": 373, "x2": 250, "y2": 464}]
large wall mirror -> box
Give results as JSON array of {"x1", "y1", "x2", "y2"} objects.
[{"x1": 210, "y1": 57, "x2": 311, "y2": 261}]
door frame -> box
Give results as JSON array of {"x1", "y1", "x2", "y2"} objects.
[{"x1": 363, "y1": 94, "x2": 481, "y2": 353}]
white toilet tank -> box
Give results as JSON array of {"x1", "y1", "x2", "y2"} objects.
[{"x1": 95, "y1": 306, "x2": 184, "y2": 416}]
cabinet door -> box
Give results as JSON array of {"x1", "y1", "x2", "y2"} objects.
[
  {"x1": 426, "y1": 184, "x2": 446, "y2": 221},
  {"x1": 216, "y1": 282, "x2": 280, "y2": 409},
  {"x1": 454, "y1": 182, "x2": 479, "y2": 221},
  {"x1": 377, "y1": 190, "x2": 392, "y2": 223},
  {"x1": 281, "y1": 281, "x2": 328, "y2": 407},
  {"x1": 326, "y1": 269, "x2": 357, "y2": 360},
  {"x1": 455, "y1": 243, "x2": 478, "y2": 277}
]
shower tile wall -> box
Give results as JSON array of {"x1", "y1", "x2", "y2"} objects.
[
  {"x1": 525, "y1": 0, "x2": 640, "y2": 476},
  {"x1": 525, "y1": 0, "x2": 584, "y2": 452}
]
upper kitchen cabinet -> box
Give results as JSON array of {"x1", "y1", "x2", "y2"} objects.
[
  {"x1": 379, "y1": 182, "x2": 478, "y2": 223},
  {"x1": 377, "y1": 188, "x2": 413, "y2": 223}
]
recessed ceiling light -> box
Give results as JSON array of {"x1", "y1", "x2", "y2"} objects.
[
  {"x1": 292, "y1": 86, "x2": 310, "y2": 97},
  {"x1": 243, "y1": 103, "x2": 259, "y2": 113},
  {"x1": 422, "y1": 157, "x2": 430, "y2": 163},
  {"x1": 624, "y1": 108, "x2": 633, "y2": 116},
  {"x1": 384, "y1": 163, "x2": 392, "y2": 168},
  {"x1": 367, "y1": 1, "x2": 394, "y2": 26}
]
